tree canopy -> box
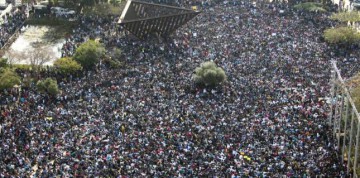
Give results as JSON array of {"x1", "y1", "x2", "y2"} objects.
[
  {"x1": 293, "y1": 2, "x2": 326, "y2": 12},
  {"x1": 0, "y1": 58, "x2": 7, "y2": 68},
  {"x1": 351, "y1": 82, "x2": 360, "y2": 111},
  {"x1": 0, "y1": 68, "x2": 21, "y2": 90},
  {"x1": 348, "y1": 72, "x2": 360, "y2": 110},
  {"x1": 63, "y1": 0, "x2": 109, "y2": 11},
  {"x1": 54, "y1": 57, "x2": 82, "y2": 74},
  {"x1": 193, "y1": 61, "x2": 227, "y2": 88},
  {"x1": 27, "y1": 46, "x2": 54, "y2": 70},
  {"x1": 330, "y1": 11, "x2": 360, "y2": 23},
  {"x1": 36, "y1": 78, "x2": 59, "y2": 96},
  {"x1": 73, "y1": 40, "x2": 105, "y2": 70},
  {"x1": 110, "y1": 0, "x2": 122, "y2": 6},
  {"x1": 82, "y1": 3, "x2": 124, "y2": 16},
  {"x1": 323, "y1": 27, "x2": 360, "y2": 45}
]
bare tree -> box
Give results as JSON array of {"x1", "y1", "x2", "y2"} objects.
[
  {"x1": 27, "y1": 45, "x2": 55, "y2": 70},
  {"x1": 5, "y1": 48, "x2": 21, "y2": 67}
]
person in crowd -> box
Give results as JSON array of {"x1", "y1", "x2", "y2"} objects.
[
  {"x1": 0, "y1": 9, "x2": 26, "y2": 49},
  {"x1": 0, "y1": 0, "x2": 352, "y2": 177}
]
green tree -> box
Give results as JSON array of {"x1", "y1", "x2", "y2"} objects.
[
  {"x1": 323, "y1": 27, "x2": 360, "y2": 45},
  {"x1": 113, "y1": 48, "x2": 122, "y2": 60},
  {"x1": 36, "y1": 78, "x2": 59, "y2": 96},
  {"x1": 110, "y1": 0, "x2": 122, "y2": 6},
  {"x1": 73, "y1": 40, "x2": 105, "y2": 70},
  {"x1": 352, "y1": 86, "x2": 360, "y2": 111},
  {"x1": 0, "y1": 68, "x2": 21, "y2": 90},
  {"x1": 102, "y1": 48, "x2": 123, "y2": 69},
  {"x1": 48, "y1": 0, "x2": 60, "y2": 6},
  {"x1": 84, "y1": 0, "x2": 96, "y2": 6},
  {"x1": 193, "y1": 61, "x2": 227, "y2": 87},
  {"x1": 64, "y1": 0, "x2": 77, "y2": 8},
  {"x1": 64, "y1": 0, "x2": 96, "y2": 11},
  {"x1": 294, "y1": 2, "x2": 326, "y2": 12},
  {"x1": 330, "y1": 11, "x2": 360, "y2": 23},
  {"x1": 54, "y1": 57, "x2": 82, "y2": 74},
  {"x1": 350, "y1": 72, "x2": 360, "y2": 110},
  {"x1": 0, "y1": 58, "x2": 7, "y2": 68}
]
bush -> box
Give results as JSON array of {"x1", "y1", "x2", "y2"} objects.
[
  {"x1": 0, "y1": 58, "x2": 7, "y2": 68},
  {"x1": 22, "y1": 77, "x2": 35, "y2": 89},
  {"x1": 108, "y1": 59, "x2": 123, "y2": 69},
  {"x1": 330, "y1": 11, "x2": 360, "y2": 23},
  {"x1": 12, "y1": 64, "x2": 33, "y2": 71},
  {"x1": 350, "y1": 73, "x2": 360, "y2": 110},
  {"x1": 104, "y1": 48, "x2": 123, "y2": 69},
  {"x1": 54, "y1": 57, "x2": 82, "y2": 74},
  {"x1": 36, "y1": 78, "x2": 59, "y2": 96},
  {"x1": 294, "y1": 2, "x2": 326, "y2": 12},
  {"x1": 73, "y1": 40, "x2": 105, "y2": 70},
  {"x1": 113, "y1": 48, "x2": 122, "y2": 60},
  {"x1": 352, "y1": 87, "x2": 360, "y2": 111},
  {"x1": 193, "y1": 61, "x2": 227, "y2": 87},
  {"x1": 348, "y1": 72, "x2": 360, "y2": 110},
  {"x1": 323, "y1": 27, "x2": 360, "y2": 45},
  {"x1": 0, "y1": 68, "x2": 21, "y2": 90}
]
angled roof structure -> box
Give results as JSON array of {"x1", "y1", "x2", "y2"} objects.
[{"x1": 118, "y1": 0, "x2": 200, "y2": 39}]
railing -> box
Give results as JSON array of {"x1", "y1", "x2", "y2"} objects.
[
  {"x1": 330, "y1": 60, "x2": 360, "y2": 177},
  {"x1": 0, "y1": 23, "x2": 23, "y2": 56}
]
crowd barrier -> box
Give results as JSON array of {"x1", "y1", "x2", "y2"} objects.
[{"x1": 329, "y1": 60, "x2": 360, "y2": 178}]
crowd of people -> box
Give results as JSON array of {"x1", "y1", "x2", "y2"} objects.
[
  {"x1": 0, "y1": 7, "x2": 26, "y2": 49},
  {"x1": 0, "y1": 0, "x2": 357, "y2": 177},
  {"x1": 61, "y1": 15, "x2": 119, "y2": 57}
]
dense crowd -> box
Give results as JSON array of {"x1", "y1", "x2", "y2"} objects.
[
  {"x1": 0, "y1": 7, "x2": 25, "y2": 49},
  {"x1": 0, "y1": 0, "x2": 357, "y2": 177},
  {"x1": 61, "y1": 15, "x2": 119, "y2": 57}
]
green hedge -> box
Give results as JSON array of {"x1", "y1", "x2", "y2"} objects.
[
  {"x1": 294, "y1": 2, "x2": 326, "y2": 12},
  {"x1": 330, "y1": 11, "x2": 360, "y2": 22},
  {"x1": 323, "y1": 27, "x2": 360, "y2": 45}
]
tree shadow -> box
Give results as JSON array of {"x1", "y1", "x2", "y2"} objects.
[
  {"x1": 41, "y1": 21, "x2": 78, "y2": 43},
  {"x1": 25, "y1": 16, "x2": 78, "y2": 43}
]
